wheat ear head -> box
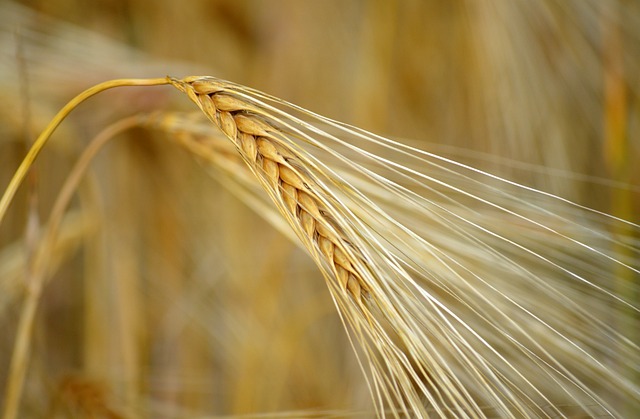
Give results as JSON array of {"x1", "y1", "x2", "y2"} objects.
[{"x1": 170, "y1": 76, "x2": 369, "y2": 302}]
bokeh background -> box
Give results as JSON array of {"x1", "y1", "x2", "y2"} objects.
[{"x1": 1, "y1": 1, "x2": 638, "y2": 417}]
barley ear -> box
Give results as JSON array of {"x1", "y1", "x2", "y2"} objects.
[{"x1": 169, "y1": 77, "x2": 370, "y2": 302}]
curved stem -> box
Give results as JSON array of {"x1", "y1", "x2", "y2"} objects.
[
  {"x1": 1, "y1": 76, "x2": 170, "y2": 419},
  {"x1": 0, "y1": 77, "x2": 171, "y2": 228}
]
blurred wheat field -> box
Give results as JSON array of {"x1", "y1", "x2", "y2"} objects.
[{"x1": 1, "y1": 1, "x2": 639, "y2": 418}]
